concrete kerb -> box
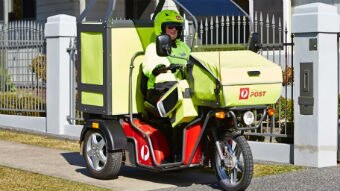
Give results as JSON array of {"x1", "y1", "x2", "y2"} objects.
[{"x1": 0, "y1": 126, "x2": 80, "y2": 141}]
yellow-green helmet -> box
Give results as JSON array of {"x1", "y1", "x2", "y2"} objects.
[{"x1": 154, "y1": 10, "x2": 184, "y2": 36}]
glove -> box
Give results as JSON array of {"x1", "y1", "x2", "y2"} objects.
[
  {"x1": 152, "y1": 64, "x2": 167, "y2": 76},
  {"x1": 169, "y1": 64, "x2": 183, "y2": 73}
]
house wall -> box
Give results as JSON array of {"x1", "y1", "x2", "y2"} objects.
[
  {"x1": 36, "y1": 0, "x2": 126, "y2": 23},
  {"x1": 36, "y1": 0, "x2": 79, "y2": 23},
  {"x1": 84, "y1": 0, "x2": 125, "y2": 21},
  {"x1": 292, "y1": 0, "x2": 340, "y2": 13},
  {"x1": 0, "y1": 0, "x2": 3, "y2": 20}
]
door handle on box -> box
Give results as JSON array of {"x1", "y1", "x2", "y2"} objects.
[{"x1": 247, "y1": 71, "x2": 261, "y2": 77}]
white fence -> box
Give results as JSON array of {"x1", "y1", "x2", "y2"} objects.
[
  {"x1": 195, "y1": 12, "x2": 283, "y2": 46},
  {"x1": 0, "y1": 20, "x2": 46, "y2": 115}
]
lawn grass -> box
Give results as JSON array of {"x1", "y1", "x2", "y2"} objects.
[
  {"x1": 0, "y1": 165, "x2": 111, "y2": 191},
  {"x1": 254, "y1": 163, "x2": 303, "y2": 177},
  {"x1": 0, "y1": 129, "x2": 79, "y2": 152}
]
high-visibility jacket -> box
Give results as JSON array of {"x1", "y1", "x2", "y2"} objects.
[{"x1": 142, "y1": 40, "x2": 191, "y2": 90}]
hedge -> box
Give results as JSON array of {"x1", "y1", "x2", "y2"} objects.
[
  {"x1": 192, "y1": 44, "x2": 248, "y2": 52},
  {"x1": 0, "y1": 92, "x2": 46, "y2": 117}
]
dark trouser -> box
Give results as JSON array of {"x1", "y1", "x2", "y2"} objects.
[
  {"x1": 171, "y1": 125, "x2": 183, "y2": 161},
  {"x1": 145, "y1": 81, "x2": 179, "y2": 160}
]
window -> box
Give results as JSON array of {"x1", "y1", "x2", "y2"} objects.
[
  {"x1": 233, "y1": 0, "x2": 249, "y2": 14},
  {"x1": 12, "y1": 0, "x2": 36, "y2": 20},
  {"x1": 254, "y1": 0, "x2": 283, "y2": 21},
  {"x1": 125, "y1": 0, "x2": 155, "y2": 20}
]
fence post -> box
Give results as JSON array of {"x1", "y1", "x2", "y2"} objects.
[
  {"x1": 45, "y1": 15, "x2": 76, "y2": 135},
  {"x1": 292, "y1": 3, "x2": 339, "y2": 167}
]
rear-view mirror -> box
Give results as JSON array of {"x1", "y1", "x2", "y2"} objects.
[
  {"x1": 156, "y1": 34, "x2": 171, "y2": 57},
  {"x1": 248, "y1": 32, "x2": 261, "y2": 53}
]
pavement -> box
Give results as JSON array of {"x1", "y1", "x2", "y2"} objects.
[{"x1": 0, "y1": 139, "x2": 339, "y2": 191}]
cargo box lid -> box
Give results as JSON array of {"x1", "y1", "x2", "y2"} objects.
[
  {"x1": 191, "y1": 50, "x2": 282, "y2": 86},
  {"x1": 219, "y1": 50, "x2": 282, "y2": 85}
]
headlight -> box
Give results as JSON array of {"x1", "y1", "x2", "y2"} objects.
[{"x1": 242, "y1": 111, "x2": 255, "y2": 125}]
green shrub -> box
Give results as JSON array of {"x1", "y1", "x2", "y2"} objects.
[
  {"x1": 31, "y1": 54, "x2": 46, "y2": 82},
  {"x1": 282, "y1": 66, "x2": 293, "y2": 86},
  {"x1": 0, "y1": 66, "x2": 16, "y2": 92},
  {"x1": 338, "y1": 95, "x2": 340, "y2": 118},
  {"x1": 273, "y1": 97, "x2": 294, "y2": 144},
  {"x1": 0, "y1": 92, "x2": 46, "y2": 117},
  {"x1": 192, "y1": 44, "x2": 247, "y2": 52},
  {"x1": 275, "y1": 121, "x2": 294, "y2": 144},
  {"x1": 274, "y1": 96, "x2": 294, "y2": 122}
]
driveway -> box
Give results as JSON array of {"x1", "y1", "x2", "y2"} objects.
[
  {"x1": 1, "y1": 140, "x2": 340, "y2": 191},
  {"x1": 0, "y1": 140, "x2": 219, "y2": 191}
]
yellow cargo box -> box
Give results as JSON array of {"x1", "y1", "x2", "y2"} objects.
[
  {"x1": 191, "y1": 50, "x2": 282, "y2": 107},
  {"x1": 77, "y1": 20, "x2": 155, "y2": 115}
]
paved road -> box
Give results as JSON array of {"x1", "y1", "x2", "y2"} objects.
[{"x1": 0, "y1": 140, "x2": 339, "y2": 191}]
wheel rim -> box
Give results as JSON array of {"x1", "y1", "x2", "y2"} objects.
[
  {"x1": 216, "y1": 138, "x2": 245, "y2": 186},
  {"x1": 85, "y1": 132, "x2": 107, "y2": 171}
]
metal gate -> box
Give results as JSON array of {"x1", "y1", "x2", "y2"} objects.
[
  {"x1": 0, "y1": 21, "x2": 46, "y2": 116},
  {"x1": 243, "y1": 29, "x2": 294, "y2": 143}
]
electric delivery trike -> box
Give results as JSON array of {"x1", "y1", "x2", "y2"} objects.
[{"x1": 77, "y1": 0, "x2": 282, "y2": 190}]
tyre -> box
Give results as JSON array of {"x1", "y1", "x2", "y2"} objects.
[
  {"x1": 212, "y1": 131, "x2": 253, "y2": 191},
  {"x1": 83, "y1": 129, "x2": 122, "y2": 179}
]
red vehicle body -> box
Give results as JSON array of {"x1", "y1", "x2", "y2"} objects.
[{"x1": 122, "y1": 119, "x2": 202, "y2": 167}]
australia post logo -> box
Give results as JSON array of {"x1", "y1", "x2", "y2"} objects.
[
  {"x1": 239, "y1": 88, "x2": 250, "y2": 99},
  {"x1": 239, "y1": 88, "x2": 266, "y2": 100}
]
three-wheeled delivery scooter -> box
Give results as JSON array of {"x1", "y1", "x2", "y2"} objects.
[{"x1": 77, "y1": 0, "x2": 282, "y2": 190}]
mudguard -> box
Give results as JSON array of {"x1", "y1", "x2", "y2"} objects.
[{"x1": 80, "y1": 119, "x2": 128, "y2": 151}]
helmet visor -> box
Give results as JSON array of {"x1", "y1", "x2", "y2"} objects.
[{"x1": 162, "y1": 22, "x2": 183, "y2": 33}]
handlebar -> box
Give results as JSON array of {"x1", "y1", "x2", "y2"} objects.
[
  {"x1": 167, "y1": 64, "x2": 184, "y2": 73},
  {"x1": 153, "y1": 63, "x2": 188, "y2": 77}
]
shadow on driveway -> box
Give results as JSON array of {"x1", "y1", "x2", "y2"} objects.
[{"x1": 61, "y1": 152, "x2": 222, "y2": 190}]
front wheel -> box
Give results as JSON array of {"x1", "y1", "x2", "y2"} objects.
[
  {"x1": 83, "y1": 129, "x2": 122, "y2": 179},
  {"x1": 212, "y1": 131, "x2": 253, "y2": 191}
]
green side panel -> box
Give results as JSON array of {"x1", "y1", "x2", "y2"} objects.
[
  {"x1": 191, "y1": 52, "x2": 221, "y2": 77},
  {"x1": 191, "y1": 53, "x2": 222, "y2": 105},
  {"x1": 81, "y1": 92, "x2": 104, "y2": 107},
  {"x1": 171, "y1": 98, "x2": 198, "y2": 127},
  {"x1": 135, "y1": 27, "x2": 156, "y2": 50},
  {"x1": 192, "y1": 64, "x2": 217, "y2": 101},
  {"x1": 81, "y1": 32, "x2": 103, "y2": 85},
  {"x1": 134, "y1": 61, "x2": 146, "y2": 112},
  {"x1": 110, "y1": 27, "x2": 145, "y2": 115}
]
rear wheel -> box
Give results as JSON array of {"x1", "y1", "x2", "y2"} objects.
[
  {"x1": 212, "y1": 131, "x2": 253, "y2": 191},
  {"x1": 83, "y1": 129, "x2": 122, "y2": 179}
]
